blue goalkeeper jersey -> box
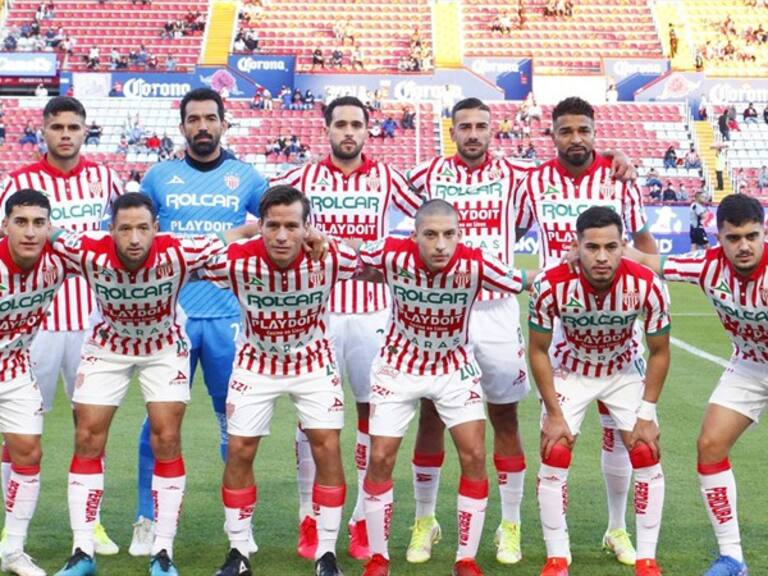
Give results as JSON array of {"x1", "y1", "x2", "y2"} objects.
[{"x1": 141, "y1": 151, "x2": 267, "y2": 318}]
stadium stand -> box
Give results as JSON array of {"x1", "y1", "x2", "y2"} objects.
[{"x1": 462, "y1": 0, "x2": 663, "y2": 74}]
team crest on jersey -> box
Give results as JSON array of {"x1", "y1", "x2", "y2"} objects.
[
  {"x1": 488, "y1": 166, "x2": 502, "y2": 181},
  {"x1": 367, "y1": 169, "x2": 380, "y2": 193},
  {"x1": 761, "y1": 286, "x2": 768, "y2": 303},
  {"x1": 454, "y1": 271, "x2": 470, "y2": 288},
  {"x1": 42, "y1": 266, "x2": 57, "y2": 287},
  {"x1": 622, "y1": 290, "x2": 639, "y2": 308},
  {"x1": 599, "y1": 180, "x2": 617, "y2": 201},
  {"x1": 224, "y1": 173, "x2": 240, "y2": 191},
  {"x1": 87, "y1": 179, "x2": 103, "y2": 198},
  {"x1": 156, "y1": 262, "x2": 173, "y2": 279},
  {"x1": 309, "y1": 269, "x2": 326, "y2": 287}
]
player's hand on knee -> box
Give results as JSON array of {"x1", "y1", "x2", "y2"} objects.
[
  {"x1": 629, "y1": 419, "x2": 660, "y2": 460},
  {"x1": 540, "y1": 413, "x2": 574, "y2": 460}
]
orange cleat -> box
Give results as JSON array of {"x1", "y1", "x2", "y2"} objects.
[
  {"x1": 361, "y1": 553, "x2": 390, "y2": 576},
  {"x1": 452, "y1": 557, "x2": 484, "y2": 576},
  {"x1": 347, "y1": 519, "x2": 371, "y2": 560},
  {"x1": 636, "y1": 558, "x2": 663, "y2": 576},
  {"x1": 540, "y1": 556, "x2": 570, "y2": 576}
]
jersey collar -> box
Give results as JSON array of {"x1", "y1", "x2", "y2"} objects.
[
  {"x1": 451, "y1": 153, "x2": 491, "y2": 173},
  {"x1": 578, "y1": 258, "x2": 626, "y2": 298},
  {"x1": 319, "y1": 154, "x2": 374, "y2": 176},
  {"x1": 39, "y1": 155, "x2": 87, "y2": 178}
]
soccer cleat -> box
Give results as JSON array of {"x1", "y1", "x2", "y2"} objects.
[
  {"x1": 53, "y1": 548, "x2": 96, "y2": 576},
  {"x1": 452, "y1": 557, "x2": 483, "y2": 576},
  {"x1": 540, "y1": 557, "x2": 569, "y2": 576},
  {"x1": 405, "y1": 516, "x2": 441, "y2": 563},
  {"x1": 347, "y1": 519, "x2": 370, "y2": 560},
  {"x1": 602, "y1": 528, "x2": 637, "y2": 566},
  {"x1": 149, "y1": 549, "x2": 178, "y2": 576},
  {"x1": 494, "y1": 520, "x2": 522, "y2": 564},
  {"x1": 93, "y1": 521, "x2": 119, "y2": 556},
  {"x1": 704, "y1": 555, "x2": 749, "y2": 576},
  {"x1": 129, "y1": 516, "x2": 155, "y2": 557},
  {"x1": 636, "y1": 558, "x2": 662, "y2": 576},
  {"x1": 297, "y1": 515, "x2": 318, "y2": 560},
  {"x1": 361, "y1": 554, "x2": 389, "y2": 576},
  {"x1": 314, "y1": 551, "x2": 343, "y2": 576},
  {"x1": 214, "y1": 548, "x2": 252, "y2": 576},
  {"x1": 1, "y1": 549, "x2": 45, "y2": 576}
]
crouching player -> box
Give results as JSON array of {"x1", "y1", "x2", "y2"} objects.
[
  {"x1": 203, "y1": 186, "x2": 357, "y2": 576},
  {"x1": 357, "y1": 199, "x2": 533, "y2": 576},
  {"x1": 528, "y1": 206, "x2": 670, "y2": 576}
]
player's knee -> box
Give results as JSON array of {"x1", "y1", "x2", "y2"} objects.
[
  {"x1": 309, "y1": 431, "x2": 341, "y2": 460},
  {"x1": 74, "y1": 426, "x2": 105, "y2": 457},
  {"x1": 457, "y1": 443, "x2": 486, "y2": 477},
  {"x1": 7, "y1": 440, "x2": 42, "y2": 467},
  {"x1": 368, "y1": 445, "x2": 397, "y2": 479},
  {"x1": 629, "y1": 442, "x2": 659, "y2": 468},
  {"x1": 697, "y1": 432, "x2": 727, "y2": 461},
  {"x1": 150, "y1": 428, "x2": 182, "y2": 459},
  {"x1": 542, "y1": 443, "x2": 572, "y2": 469}
]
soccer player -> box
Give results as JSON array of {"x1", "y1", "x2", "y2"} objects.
[
  {"x1": 404, "y1": 96, "x2": 637, "y2": 565},
  {"x1": 270, "y1": 96, "x2": 421, "y2": 560},
  {"x1": 0, "y1": 96, "x2": 122, "y2": 555},
  {"x1": 51, "y1": 193, "x2": 257, "y2": 576},
  {"x1": 133, "y1": 87, "x2": 267, "y2": 555},
  {"x1": 203, "y1": 186, "x2": 355, "y2": 576},
  {"x1": 624, "y1": 194, "x2": 765, "y2": 576},
  {"x1": 0, "y1": 190, "x2": 70, "y2": 576},
  {"x1": 358, "y1": 199, "x2": 533, "y2": 576},
  {"x1": 514, "y1": 96, "x2": 658, "y2": 566},
  {"x1": 528, "y1": 206, "x2": 670, "y2": 576}
]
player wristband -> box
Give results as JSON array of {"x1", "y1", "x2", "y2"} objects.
[{"x1": 637, "y1": 400, "x2": 657, "y2": 421}]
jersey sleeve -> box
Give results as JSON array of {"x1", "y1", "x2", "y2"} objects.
[
  {"x1": 139, "y1": 167, "x2": 158, "y2": 209},
  {"x1": 527, "y1": 273, "x2": 556, "y2": 333},
  {"x1": 108, "y1": 167, "x2": 124, "y2": 199},
  {"x1": 358, "y1": 237, "x2": 386, "y2": 271},
  {"x1": 49, "y1": 230, "x2": 86, "y2": 275},
  {"x1": 479, "y1": 250, "x2": 524, "y2": 294},
  {"x1": 245, "y1": 167, "x2": 268, "y2": 217},
  {"x1": 198, "y1": 245, "x2": 232, "y2": 289},
  {"x1": 406, "y1": 159, "x2": 431, "y2": 196},
  {"x1": 643, "y1": 275, "x2": 671, "y2": 335},
  {"x1": 660, "y1": 251, "x2": 706, "y2": 285},
  {"x1": 0, "y1": 176, "x2": 18, "y2": 215},
  {"x1": 622, "y1": 181, "x2": 649, "y2": 235},
  {"x1": 179, "y1": 234, "x2": 228, "y2": 272},
  {"x1": 512, "y1": 175, "x2": 535, "y2": 230},
  {"x1": 334, "y1": 243, "x2": 359, "y2": 281},
  {"x1": 389, "y1": 166, "x2": 422, "y2": 218},
  {"x1": 269, "y1": 165, "x2": 305, "y2": 188}
]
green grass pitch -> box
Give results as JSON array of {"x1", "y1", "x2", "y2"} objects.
[{"x1": 24, "y1": 256, "x2": 768, "y2": 574}]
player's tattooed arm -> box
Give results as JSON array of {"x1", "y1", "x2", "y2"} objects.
[
  {"x1": 529, "y1": 329, "x2": 574, "y2": 458},
  {"x1": 629, "y1": 331, "x2": 670, "y2": 460},
  {"x1": 601, "y1": 149, "x2": 637, "y2": 182}
]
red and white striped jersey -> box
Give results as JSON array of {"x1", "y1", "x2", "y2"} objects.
[
  {"x1": 514, "y1": 154, "x2": 648, "y2": 269},
  {"x1": 50, "y1": 230, "x2": 223, "y2": 356},
  {"x1": 0, "y1": 239, "x2": 69, "y2": 381},
  {"x1": 360, "y1": 236, "x2": 525, "y2": 376},
  {"x1": 407, "y1": 155, "x2": 529, "y2": 301},
  {"x1": 200, "y1": 238, "x2": 358, "y2": 376},
  {"x1": 271, "y1": 155, "x2": 422, "y2": 314},
  {"x1": 529, "y1": 260, "x2": 670, "y2": 377},
  {"x1": 0, "y1": 157, "x2": 123, "y2": 332},
  {"x1": 662, "y1": 245, "x2": 768, "y2": 364}
]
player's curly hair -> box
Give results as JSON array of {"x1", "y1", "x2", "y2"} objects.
[
  {"x1": 717, "y1": 194, "x2": 764, "y2": 230},
  {"x1": 552, "y1": 97, "x2": 595, "y2": 123}
]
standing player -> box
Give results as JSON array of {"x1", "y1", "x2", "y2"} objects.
[
  {"x1": 133, "y1": 87, "x2": 267, "y2": 555},
  {"x1": 528, "y1": 207, "x2": 670, "y2": 576},
  {"x1": 690, "y1": 191, "x2": 710, "y2": 251},
  {"x1": 0, "y1": 190, "x2": 71, "y2": 576},
  {"x1": 514, "y1": 96, "x2": 658, "y2": 565},
  {"x1": 270, "y1": 96, "x2": 422, "y2": 560},
  {"x1": 404, "y1": 97, "x2": 638, "y2": 565},
  {"x1": 0, "y1": 96, "x2": 122, "y2": 555},
  {"x1": 204, "y1": 186, "x2": 356, "y2": 576},
  {"x1": 625, "y1": 194, "x2": 765, "y2": 576},
  {"x1": 358, "y1": 199, "x2": 533, "y2": 576},
  {"x1": 51, "y1": 193, "x2": 256, "y2": 576}
]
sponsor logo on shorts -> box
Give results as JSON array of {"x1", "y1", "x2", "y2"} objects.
[
  {"x1": 169, "y1": 370, "x2": 187, "y2": 386},
  {"x1": 465, "y1": 389, "x2": 482, "y2": 406},
  {"x1": 328, "y1": 397, "x2": 344, "y2": 412},
  {"x1": 514, "y1": 369, "x2": 527, "y2": 385},
  {"x1": 374, "y1": 364, "x2": 399, "y2": 378},
  {"x1": 555, "y1": 391, "x2": 569, "y2": 406},
  {"x1": 229, "y1": 380, "x2": 249, "y2": 393},
  {"x1": 371, "y1": 384, "x2": 393, "y2": 398}
]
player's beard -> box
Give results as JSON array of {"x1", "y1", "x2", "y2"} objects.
[
  {"x1": 561, "y1": 146, "x2": 591, "y2": 167},
  {"x1": 331, "y1": 139, "x2": 363, "y2": 161},
  {"x1": 458, "y1": 141, "x2": 487, "y2": 163},
  {"x1": 188, "y1": 131, "x2": 221, "y2": 157},
  {"x1": 47, "y1": 140, "x2": 81, "y2": 163}
]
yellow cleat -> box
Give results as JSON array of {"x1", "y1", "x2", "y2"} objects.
[
  {"x1": 494, "y1": 520, "x2": 522, "y2": 564},
  {"x1": 94, "y1": 522, "x2": 119, "y2": 556},
  {"x1": 406, "y1": 516, "x2": 441, "y2": 564},
  {"x1": 602, "y1": 528, "x2": 636, "y2": 566}
]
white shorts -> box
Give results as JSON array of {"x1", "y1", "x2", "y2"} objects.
[
  {"x1": 30, "y1": 330, "x2": 86, "y2": 412},
  {"x1": 710, "y1": 358, "x2": 768, "y2": 423},
  {"x1": 226, "y1": 364, "x2": 345, "y2": 437},
  {"x1": 470, "y1": 297, "x2": 530, "y2": 404},
  {"x1": 73, "y1": 340, "x2": 191, "y2": 407},
  {"x1": 328, "y1": 309, "x2": 388, "y2": 403},
  {"x1": 0, "y1": 372, "x2": 43, "y2": 435},
  {"x1": 368, "y1": 358, "x2": 486, "y2": 438},
  {"x1": 541, "y1": 357, "x2": 650, "y2": 436}
]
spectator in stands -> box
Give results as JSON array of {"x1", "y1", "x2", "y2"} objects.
[
  {"x1": 662, "y1": 181, "x2": 678, "y2": 202},
  {"x1": 18, "y1": 120, "x2": 38, "y2": 147},
  {"x1": 85, "y1": 121, "x2": 102, "y2": 145},
  {"x1": 498, "y1": 118, "x2": 513, "y2": 139},
  {"x1": 296, "y1": 144, "x2": 311, "y2": 164},
  {"x1": 689, "y1": 191, "x2": 709, "y2": 250},
  {"x1": 290, "y1": 89, "x2": 304, "y2": 111},
  {"x1": 164, "y1": 54, "x2": 176, "y2": 71},
  {"x1": 3, "y1": 33, "x2": 17, "y2": 52},
  {"x1": 244, "y1": 29, "x2": 259, "y2": 52},
  {"x1": 0, "y1": 121, "x2": 5, "y2": 144},
  {"x1": 86, "y1": 45, "x2": 99, "y2": 69},
  {"x1": 606, "y1": 83, "x2": 618, "y2": 103},
  {"x1": 369, "y1": 120, "x2": 383, "y2": 138},
  {"x1": 410, "y1": 25, "x2": 423, "y2": 49},
  {"x1": 342, "y1": 22, "x2": 355, "y2": 46},
  {"x1": 649, "y1": 185, "x2": 662, "y2": 202},
  {"x1": 401, "y1": 105, "x2": 416, "y2": 130},
  {"x1": 34, "y1": 83, "x2": 47, "y2": 98},
  {"x1": 678, "y1": 183, "x2": 688, "y2": 201},
  {"x1": 727, "y1": 112, "x2": 741, "y2": 134},
  {"x1": 528, "y1": 96, "x2": 542, "y2": 125},
  {"x1": 161, "y1": 132, "x2": 174, "y2": 156},
  {"x1": 663, "y1": 145, "x2": 678, "y2": 169},
  {"x1": 233, "y1": 32, "x2": 246, "y2": 52},
  {"x1": 645, "y1": 167, "x2": 662, "y2": 190},
  {"x1": 440, "y1": 85, "x2": 455, "y2": 119},
  {"x1": 351, "y1": 47, "x2": 365, "y2": 71},
  {"x1": 146, "y1": 132, "x2": 161, "y2": 153},
  {"x1": 136, "y1": 44, "x2": 149, "y2": 68},
  {"x1": 684, "y1": 145, "x2": 701, "y2": 169},
  {"x1": 304, "y1": 90, "x2": 316, "y2": 108},
  {"x1": 743, "y1": 102, "x2": 759, "y2": 124},
  {"x1": 332, "y1": 19, "x2": 346, "y2": 42},
  {"x1": 718, "y1": 109, "x2": 730, "y2": 140},
  {"x1": 735, "y1": 168, "x2": 749, "y2": 194},
  {"x1": 278, "y1": 86, "x2": 292, "y2": 109},
  {"x1": 756, "y1": 165, "x2": 768, "y2": 195},
  {"x1": 262, "y1": 88, "x2": 273, "y2": 111},
  {"x1": 331, "y1": 48, "x2": 344, "y2": 68},
  {"x1": 370, "y1": 89, "x2": 383, "y2": 111},
  {"x1": 669, "y1": 24, "x2": 678, "y2": 57},
  {"x1": 116, "y1": 55, "x2": 129, "y2": 69},
  {"x1": 265, "y1": 139, "x2": 282, "y2": 157},
  {"x1": 714, "y1": 147, "x2": 726, "y2": 190},
  {"x1": 108, "y1": 82, "x2": 123, "y2": 97},
  {"x1": 116, "y1": 136, "x2": 129, "y2": 155},
  {"x1": 311, "y1": 48, "x2": 325, "y2": 71},
  {"x1": 125, "y1": 170, "x2": 141, "y2": 193},
  {"x1": 147, "y1": 53, "x2": 159, "y2": 69},
  {"x1": 523, "y1": 141, "x2": 537, "y2": 160},
  {"x1": 697, "y1": 94, "x2": 708, "y2": 120},
  {"x1": 491, "y1": 9, "x2": 513, "y2": 35},
  {"x1": 382, "y1": 116, "x2": 397, "y2": 138},
  {"x1": 127, "y1": 123, "x2": 144, "y2": 145}
]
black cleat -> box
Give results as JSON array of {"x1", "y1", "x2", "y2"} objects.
[
  {"x1": 315, "y1": 551, "x2": 343, "y2": 576},
  {"x1": 214, "y1": 548, "x2": 252, "y2": 576}
]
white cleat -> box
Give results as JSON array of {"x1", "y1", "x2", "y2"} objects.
[
  {"x1": 129, "y1": 516, "x2": 155, "y2": 557},
  {"x1": 406, "y1": 516, "x2": 441, "y2": 564},
  {"x1": 93, "y1": 522, "x2": 119, "y2": 556},
  {"x1": 222, "y1": 521, "x2": 259, "y2": 554},
  {"x1": 1, "y1": 549, "x2": 46, "y2": 576}
]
